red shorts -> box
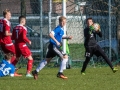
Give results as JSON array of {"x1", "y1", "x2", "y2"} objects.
[
  {"x1": 1, "y1": 43, "x2": 16, "y2": 54},
  {"x1": 15, "y1": 44, "x2": 31, "y2": 58}
]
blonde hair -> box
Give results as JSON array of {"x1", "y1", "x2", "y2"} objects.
[
  {"x1": 59, "y1": 16, "x2": 66, "y2": 22},
  {"x1": 3, "y1": 9, "x2": 10, "y2": 17}
]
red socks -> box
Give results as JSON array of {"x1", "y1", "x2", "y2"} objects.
[{"x1": 27, "y1": 60, "x2": 33, "y2": 74}]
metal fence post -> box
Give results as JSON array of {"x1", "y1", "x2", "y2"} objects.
[
  {"x1": 48, "y1": 0, "x2": 52, "y2": 33},
  {"x1": 39, "y1": 0, "x2": 43, "y2": 61},
  {"x1": 109, "y1": 0, "x2": 111, "y2": 60}
]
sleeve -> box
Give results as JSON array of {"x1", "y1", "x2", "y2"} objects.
[
  {"x1": 84, "y1": 28, "x2": 90, "y2": 39},
  {"x1": 97, "y1": 31, "x2": 102, "y2": 37},
  {"x1": 9, "y1": 65, "x2": 15, "y2": 77},
  {"x1": 22, "y1": 29, "x2": 30, "y2": 43},
  {"x1": 94, "y1": 31, "x2": 102, "y2": 37},
  {"x1": 3, "y1": 20, "x2": 10, "y2": 31},
  {"x1": 52, "y1": 27, "x2": 60, "y2": 36}
]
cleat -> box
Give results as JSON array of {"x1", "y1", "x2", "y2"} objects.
[
  {"x1": 14, "y1": 72, "x2": 22, "y2": 77},
  {"x1": 81, "y1": 72, "x2": 85, "y2": 75},
  {"x1": 57, "y1": 72, "x2": 68, "y2": 79},
  {"x1": 26, "y1": 74, "x2": 33, "y2": 77},
  {"x1": 113, "y1": 67, "x2": 118, "y2": 73},
  {"x1": 32, "y1": 70, "x2": 38, "y2": 80}
]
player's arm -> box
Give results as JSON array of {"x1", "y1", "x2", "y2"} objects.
[
  {"x1": 84, "y1": 28, "x2": 90, "y2": 39},
  {"x1": 3, "y1": 20, "x2": 12, "y2": 36},
  {"x1": 93, "y1": 28, "x2": 102, "y2": 37},
  {"x1": 49, "y1": 31, "x2": 61, "y2": 46},
  {"x1": 10, "y1": 65, "x2": 15, "y2": 77},
  {"x1": 95, "y1": 30, "x2": 102, "y2": 37},
  {"x1": 62, "y1": 36, "x2": 72, "y2": 39},
  {"x1": 22, "y1": 30, "x2": 31, "y2": 45},
  {"x1": 5, "y1": 31, "x2": 12, "y2": 36}
]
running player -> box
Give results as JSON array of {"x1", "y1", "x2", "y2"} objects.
[
  {"x1": 81, "y1": 17, "x2": 118, "y2": 75},
  {"x1": 0, "y1": 52, "x2": 15, "y2": 77},
  {"x1": 12, "y1": 16, "x2": 34, "y2": 77},
  {"x1": 32, "y1": 16, "x2": 72, "y2": 80}
]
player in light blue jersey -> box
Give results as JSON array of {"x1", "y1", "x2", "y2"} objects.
[
  {"x1": 32, "y1": 16, "x2": 72, "y2": 80},
  {"x1": 0, "y1": 52, "x2": 15, "y2": 77}
]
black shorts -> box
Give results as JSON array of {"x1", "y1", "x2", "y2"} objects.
[
  {"x1": 85, "y1": 44, "x2": 104, "y2": 57},
  {"x1": 46, "y1": 43, "x2": 66, "y2": 58}
]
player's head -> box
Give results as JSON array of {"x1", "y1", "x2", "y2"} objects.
[
  {"x1": 86, "y1": 17, "x2": 94, "y2": 27},
  {"x1": 5, "y1": 53, "x2": 13, "y2": 61},
  {"x1": 19, "y1": 15, "x2": 26, "y2": 26},
  {"x1": 59, "y1": 16, "x2": 66, "y2": 27},
  {"x1": 3, "y1": 9, "x2": 11, "y2": 20}
]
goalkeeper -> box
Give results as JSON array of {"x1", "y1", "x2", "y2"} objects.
[{"x1": 81, "y1": 17, "x2": 118, "y2": 75}]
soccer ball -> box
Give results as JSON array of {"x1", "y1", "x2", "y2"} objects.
[{"x1": 93, "y1": 23, "x2": 100, "y2": 31}]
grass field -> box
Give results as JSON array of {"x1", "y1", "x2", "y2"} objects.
[{"x1": 0, "y1": 66, "x2": 120, "y2": 90}]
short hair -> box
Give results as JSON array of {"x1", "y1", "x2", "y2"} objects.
[
  {"x1": 86, "y1": 17, "x2": 94, "y2": 23},
  {"x1": 19, "y1": 15, "x2": 26, "y2": 23},
  {"x1": 59, "y1": 16, "x2": 66, "y2": 22},
  {"x1": 5, "y1": 53, "x2": 13, "y2": 60},
  {"x1": 3, "y1": 9, "x2": 10, "y2": 17}
]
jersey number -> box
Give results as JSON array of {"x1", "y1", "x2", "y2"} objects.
[{"x1": 0, "y1": 64, "x2": 11, "y2": 76}]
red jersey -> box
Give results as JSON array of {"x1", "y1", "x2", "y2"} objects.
[
  {"x1": 0, "y1": 19, "x2": 3, "y2": 43},
  {"x1": 12, "y1": 24, "x2": 30, "y2": 46},
  {"x1": 0, "y1": 18, "x2": 12, "y2": 44}
]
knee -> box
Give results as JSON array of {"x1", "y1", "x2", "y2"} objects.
[
  {"x1": 63, "y1": 55, "x2": 68, "y2": 59},
  {"x1": 27, "y1": 55, "x2": 33, "y2": 60}
]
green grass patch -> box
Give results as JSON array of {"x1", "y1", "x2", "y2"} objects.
[
  {"x1": 0, "y1": 67, "x2": 120, "y2": 90},
  {"x1": 69, "y1": 43, "x2": 85, "y2": 60}
]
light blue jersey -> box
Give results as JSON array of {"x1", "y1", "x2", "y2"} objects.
[
  {"x1": 50, "y1": 25, "x2": 64, "y2": 47},
  {"x1": 0, "y1": 60, "x2": 15, "y2": 77}
]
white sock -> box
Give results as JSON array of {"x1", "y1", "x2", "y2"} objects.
[
  {"x1": 59, "y1": 59, "x2": 68, "y2": 73},
  {"x1": 36, "y1": 60, "x2": 47, "y2": 72}
]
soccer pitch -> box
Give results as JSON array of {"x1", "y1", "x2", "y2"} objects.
[{"x1": 0, "y1": 67, "x2": 120, "y2": 90}]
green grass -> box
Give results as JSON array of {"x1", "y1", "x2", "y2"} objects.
[
  {"x1": 69, "y1": 44, "x2": 85, "y2": 60},
  {"x1": 0, "y1": 67, "x2": 120, "y2": 90}
]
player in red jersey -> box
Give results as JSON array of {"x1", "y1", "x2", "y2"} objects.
[
  {"x1": 12, "y1": 16, "x2": 34, "y2": 77},
  {"x1": 0, "y1": 9, "x2": 22, "y2": 76},
  {"x1": 0, "y1": 9, "x2": 14, "y2": 54}
]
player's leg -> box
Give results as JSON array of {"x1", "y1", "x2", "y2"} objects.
[
  {"x1": 14, "y1": 56, "x2": 22, "y2": 77},
  {"x1": 81, "y1": 47, "x2": 93, "y2": 75},
  {"x1": 32, "y1": 46, "x2": 54, "y2": 80},
  {"x1": 53, "y1": 46, "x2": 68, "y2": 79},
  {"x1": 32, "y1": 43, "x2": 55, "y2": 79},
  {"x1": 36, "y1": 57, "x2": 52, "y2": 72},
  {"x1": 57, "y1": 54, "x2": 68, "y2": 79},
  {"x1": 8, "y1": 45, "x2": 18, "y2": 66},
  {"x1": 33, "y1": 44, "x2": 55, "y2": 73},
  {"x1": 96, "y1": 45, "x2": 118, "y2": 72},
  {"x1": 26, "y1": 55, "x2": 34, "y2": 77},
  {"x1": 32, "y1": 57, "x2": 52, "y2": 80},
  {"x1": 20, "y1": 46, "x2": 34, "y2": 77},
  {"x1": 81, "y1": 57, "x2": 91, "y2": 75}
]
